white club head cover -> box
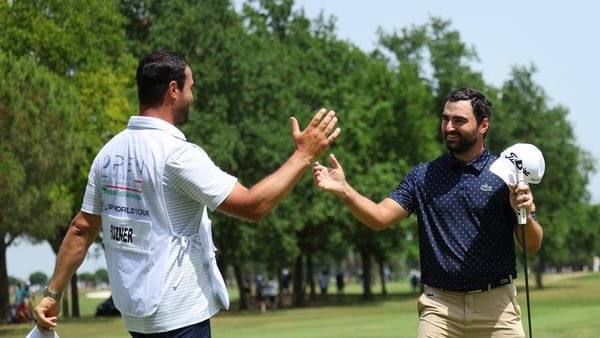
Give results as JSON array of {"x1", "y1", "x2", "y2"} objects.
[{"x1": 490, "y1": 143, "x2": 545, "y2": 185}]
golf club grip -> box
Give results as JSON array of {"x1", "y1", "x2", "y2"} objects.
[{"x1": 514, "y1": 159, "x2": 527, "y2": 225}]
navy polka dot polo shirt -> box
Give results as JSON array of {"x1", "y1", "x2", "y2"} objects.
[{"x1": 389, "y1": 148, "x2": 519, "y2": 291}]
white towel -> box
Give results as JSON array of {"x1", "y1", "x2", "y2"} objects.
[
  {"x1": 25, "y1": 326, "x2": 59, "y2": 338},
  {"x1": 198, "y1": 207, "x2": 230, "y2": 310}
]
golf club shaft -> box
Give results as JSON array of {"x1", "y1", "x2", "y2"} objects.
[
  {"x1": 521, "y1": 223, "x2": 533, "y2": 338},
  {"x1": 515, "y1": 160, "x2": 527, "y2": 225},
  {"x1": 515, "y1": 159, "x2": 533, "y2": 337}
]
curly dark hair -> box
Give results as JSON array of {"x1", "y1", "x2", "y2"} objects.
[
  {"x1": 136, "y1": 50, "x2": 188, "y2": 107},
  {"x1": 446, "y1": 87, "x2": 492, "y2": 125}
]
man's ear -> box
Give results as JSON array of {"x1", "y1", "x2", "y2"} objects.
[
  {"x1": 163, "y1": 80, "x2": 179, "y2": 102},
  {"x1": 479, "y1": 117, "x2": 489, "y2": 135}
]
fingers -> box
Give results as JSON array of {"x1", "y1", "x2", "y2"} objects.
[
  {"x1": 289, "y1": 116, "x2": 300, "y2": 137},
  {"x1": 312, "y1": 156, "x2": 330, "y2": 178},
  {"x1": 313, "y1": 154, "x2": 340, "y2": 171},
  {"x1": 310, "y1": 108, "x2": 339, "y2": 138},
  {"x1": 512, "y1": 183, "x2": 534, "y2": 212},
  {"x1": 320, "y1": 111, "x2": 338, "y2": 133},
  {"x1": 292, "y1": 108, "x2": 341, "y2": 162},
  {"x1": 312, "y1": 161, "x2": 324, "y2": 171},
  {"x1": 33, "y1": 302, "x2": 59, "y2": 334},
  {"x1": 328, "y1": 153, "x2": 341, "y2": 169},
  {"x1": 312, "y1": 163, "x2": 325, "y2": 187},
  {"x1": 328, "y1": 126, "x2": 342, "y2": 143},
  {"x1": 35, "y1": 316, "x2": 58, "y2": 335},
  {"x1": 307, "y1": 108, "x2": 328, "y2": 130},
  {"x1": 321, "y1": 112, "x2": 340, "y2": 141},
  {"x1": 291, "y1": 108, "x2": 340, "y2": 143},
  {"x1": 514, "y1": 182, "x2": 530, "y2": 195}
]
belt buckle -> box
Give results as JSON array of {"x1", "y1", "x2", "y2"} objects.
[
  {"x1": 467, "y1": 288, "x2": 484, "y2": 294},
  {"x1": 468, "y1": 282, "x2": 492, "y2": 293},
  {"x1": 467, "y1": 275, "x2": 512, "y2": 293}
]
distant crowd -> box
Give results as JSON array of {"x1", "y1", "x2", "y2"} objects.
[{"x1": 7, "y1": 282, "x2": 35, "y2": 324}]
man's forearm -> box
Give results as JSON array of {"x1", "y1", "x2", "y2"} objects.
[
  {"x1": 48, "y1": 212, "x2": 100, "y2": 292},
  {"x1": 246, "y1": 150, "x2": 312, "y2": 218}
]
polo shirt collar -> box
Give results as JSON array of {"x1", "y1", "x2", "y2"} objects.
[
  {"x1": 446, "y1": 147, "x2": 491, "y2": 173},
  {"x1": 127, "y1": 116, "x2": 187, "y2": 141}
]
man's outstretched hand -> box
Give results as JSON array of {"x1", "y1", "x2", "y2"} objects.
[
  {"x1": 291, "y1": 108, "x2": 341, "y2": 163},
  {"x1": 313, "y1": 153, "x2": 346, "y2": 195}
]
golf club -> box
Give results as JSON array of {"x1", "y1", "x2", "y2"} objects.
[
  {"x1": 515, "y1": 159, "x2": 533, "y2": 338},
  {"x1": 490, "y1": 143, "x2": 545, "y2": 338}
]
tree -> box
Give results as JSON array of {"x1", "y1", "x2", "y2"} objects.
[
  {"x1": 1, "y1": 0, "x2": 129, "y2": 76},
  {"x1": 492, "y1": 65, "x2": 595, "y2": 287},
  {"x1": 78, "y1": 273, "x2": 96, "y2": 287},
  {"x1": 95, "y1": 269, "x2": 110, "y2": 285},
  {"x1": 28, "y1": 272, "x2": 49, "y2": 286},
  {"x1": 0, "y1": 52, "x2": 83, "y2": 321},
  {"x1": 8, "y1": 276, "x2": 20, "y2": 287},
  {"x1": 3, "y1": 0, "x2": 594, "y2": 316},
  {"x1": 0, "y1": 0, "x2": 135, "y2": 318}
]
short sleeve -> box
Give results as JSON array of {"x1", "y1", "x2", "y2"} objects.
[
  {"x1": 164, "y1": 144, "x2": 238, "y2": 211},
  {"x1": 81, "y1": 155, "x2": 104, "y2": 215},
  {"x1": 388, "y1": 167, "x2": 419, "y2": 214}
]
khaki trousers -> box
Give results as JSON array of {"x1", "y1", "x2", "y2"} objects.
[{"x1": 417, "y1": 284, "x2": 525, "y2": 338}]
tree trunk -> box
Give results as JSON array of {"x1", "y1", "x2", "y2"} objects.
[
  {"x1": 292, "y1": 254, "x2": 304, "y2": 307},
  {"x1": 70, "y1": 274, "x2": 80, "y2": 317},
  {"x1": 377, "y1": 260, "x2": 387, "y2": 295},
  {"x1": 62, "y1": 293, "x2": 69, "y2": 317},
  {"x1": 233, "y1": 264, "x2": 249, "y2": 310},
  {"x1": 534, "y1": 256, "x2": 544, "y2": 289},
  {"x1": 306, "y1": 253, "x2": 316, "y2": 302},
  {"x1": 276, "y1": 265, "x2": 284, "y2": 309},
  {"x1": 359, "y1": 247, "x2": 373, "y2": 300},
  {"x1": 0, "y1": 239, "x2": 9, "y2": 323}
]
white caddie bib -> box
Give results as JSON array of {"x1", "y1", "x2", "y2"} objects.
[{"x1": 102, "y1": 215, "x2": 152, "y2": 254}]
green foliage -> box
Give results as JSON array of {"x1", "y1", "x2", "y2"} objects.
[
  {"x1": 0, "y1": 0, "x2": 595, "y2": 313},
  {"x1": 28, "y1": 271, "x2": 49, "y2": 286},
  {"x1": 94, "y1": 269, "x2": 110, "y2": 284},
  {"x1": 8, "y1": 276, "x2": 21, "y2": 286},
  {"x1": 490, "y1": 65, "x2": 596, "y2": 277},
  {"x1": 0, "y1": 0, "x2": 135, "y2": 320},
  {"x1": 78, "y1": 272, "x2": 96, "y2": 285},
  {"x1": 0, "y1": 0, "x2": 127, "y2": 75},
  {"x1": 0, "y1": 52, "x2": 83, "y2": 241},
  {"x1": 0, "y1": 51, "x2": 85, "y2": 319}
]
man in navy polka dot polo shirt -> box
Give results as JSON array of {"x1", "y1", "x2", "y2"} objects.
[{"x1": 313, "y1": 87, "x2": 543, "y2": 337}]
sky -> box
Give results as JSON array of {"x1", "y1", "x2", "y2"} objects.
[{"x1": 7, "y1": 0, "x2": 600, "y2": 281}]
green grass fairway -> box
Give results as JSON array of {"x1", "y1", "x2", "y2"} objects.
[{"x1": 2, "y1": 272, "x2": 599, "y2": 337}]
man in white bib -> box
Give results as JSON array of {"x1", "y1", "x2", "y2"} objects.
[{"x1": 33, "y1": 50, "x2": 341, "y2": 338}]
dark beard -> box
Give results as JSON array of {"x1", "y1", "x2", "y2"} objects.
[
  {"x1": 174, "y1": 104, "x2": 189, "y2": 125},
  {"x1": 444, "y1": 131, "x2": 478, "y2": 155}
]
